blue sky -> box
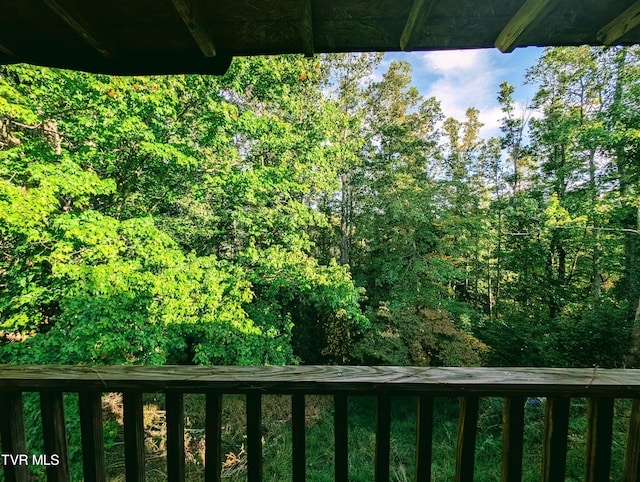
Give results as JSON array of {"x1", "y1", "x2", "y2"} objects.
[{"x1": 381, "y1": 47, "x2": 544, "y2": 138}]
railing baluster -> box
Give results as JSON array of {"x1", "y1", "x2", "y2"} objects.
[
  {"x1": 415, "y1": 395, "x2": 433, "y2": 482},
  {"x1": 334, "y1": 394, "x2": 348, "y2": 482},
  {"x1": 205, "y1": 393, "x2": 222, "y2": 482},
  {"x1": 375, "y1": 395, "x2": 391, "y2": 482},
  {"x1": 40, "y1": 391, "x2": 70, "y2": 482},
  {"x1": 586, "y1": 397, "x2": 614, "y2": 482},
  {"x1": 123, "y1": 392, "x2": 145, "y2": 482},
  {"x1": 541, "y1": 397, "x2": 570, "y2": 482},
  {"x1": 501, "y1": 396, "x2": 524, "y2": 482},
  {"x1": 624, "y1": 398, "x2": 640, "y2": 482},
  {"x1": 166, "y1": 392, "x2": 185, "y2": 482},
  {"x1": 78, "y1": 392, "x2": 106, "y2": 482},
  {"x1": 455, "y1": 395, "x2": 479, "y2": 482},
  {"x1": 0, "y1": 391, "x2": 29, "y2": 482},
  {"x1": 246, "y1": 393, "x2": 262, "y2": 482},
  {"x1": 292, "y1": 394, "x2": 306, "y2": 482}
]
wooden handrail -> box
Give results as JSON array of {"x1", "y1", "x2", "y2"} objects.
[
  {"x1": 0, "y1": 365, "x2": 639, "y2": 395},
  {"x1": 0, "y1": 365, "x2": 638, "y2": 482}
]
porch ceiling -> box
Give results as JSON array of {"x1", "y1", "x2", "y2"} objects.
[{"x1": 1, "y1": 0, "x2": 639, "y2": 75}]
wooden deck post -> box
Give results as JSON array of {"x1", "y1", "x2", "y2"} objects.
[
  {"x1": 39, "y1": 391, "x2": 70, "y2": 482},
  {"x1": 246, "y1": 394, "x2": 263, "y2": 482},
  {"x1": 624, "y1": 399, "x2": 640, "y2": 482},
  {"x1": 205, "y1": 393, "x2": 222, "y2": 482},
  {"x1": 123, "y1": 392, "x2": 145, "y2": 482},
  {"x1": 585, "y1": 397, "x2": 614, "y2": 482},
  {"x1": 375, "y1": 395, "x2": 391, "y2": 482},
  {"x1": 501, "y1": 396, "x2": 525, "y2": 482},
  {"x1": 292, "y1": 394, "x2": 306, "y2": 482},
  {"x1": 541, "y1": 397, "x2": 570, "y2": 482},
  {"x1": 166, "y1": 392, "x2": 185, "y2": 482},
  {"x1": 334, "y1": 394, "x2": 349, "y2": 481},
  {"x1": 78, "y1": 391, "x2": 106, "y2": 482},
  {"x1": 0, "y1": 392, "x2": 29, "y2": 482},
  {"x1": 415, "y1": 395, "x2": 433, "y2": 482},
  {"x1": 455, "y1": 396, "x2": 479, "y2": 482}
]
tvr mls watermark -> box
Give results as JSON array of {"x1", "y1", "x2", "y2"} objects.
[{"x1": 1, "y1": 454, "x2": 60, "y2": 466}]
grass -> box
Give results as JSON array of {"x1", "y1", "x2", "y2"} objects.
[{"x1": 5, "y1": 393, "x2": 634, "y2": 481}]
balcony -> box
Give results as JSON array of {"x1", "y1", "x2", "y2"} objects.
[{"x1": 0, "y1": 365, "x2": 639, "y2": 481}]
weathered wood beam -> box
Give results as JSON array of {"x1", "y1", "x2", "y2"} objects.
[
  {"x1": 300, "y1": 0, "x2": 314, "y2": 57},
  {"x1": 171, "y1": 0, "x2": 217, "y2": 57},
  {"x1": 597, "y1": 1, "x2": 640, "y2": 45},
  {"x1": 43, "y1": 0, "x2": 116, "y2": 58},
  {"x1": 495, "y1": 0, "x2": 562, "y2": 53},
  {"x1": 400, "y1": 0, "x2": 437, "y2": 51}
]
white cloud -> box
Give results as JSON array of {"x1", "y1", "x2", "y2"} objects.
[
  {"x1": 419, "y1": 49, "x2": 505, "y2": 138},
  {"x1": 479, "y1": 106, "x2": 504, "y2": 136},
  {"x1": 382, "y1": 49, "x2": 542, "y2": 140},
  {"x1": 421, "y1": 49, "x2": 489, "y2": 74}
]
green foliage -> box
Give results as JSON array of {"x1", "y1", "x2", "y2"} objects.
[
  {"x1": 470, "y1": 46, "x2": 640, "y2": 367},
  {"x1": 1, "y1": 209, "x2": 276, "y2": 365},
  {"x1": 4, "y1": 47, "x2": 640, "y2": 482},
  {"x1": 242, "y1": 248, "x2": 368, "y2": 364},
  {"x1": 354, "y1": 304, "x2": 487, "y2": 366},
  {"x1": 3, "y1": 47, "x2": 640, "y2": 370},
  {"x1": 0, "y1": 58, "x2": 368, "y2": 367}
]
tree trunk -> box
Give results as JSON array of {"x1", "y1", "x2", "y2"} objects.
[
  {"x1": 588, "y1": 148, "x2": 601, "y2": 302},
  {"x1": 630, "y1": 201, "x2": 640, "y2": 365},
  {"x1": 339, "y1": 173, "x2": 350, "y2": 265},
  {"x1": 43, "y1": 119, "x2": 61, "y2": 155},
  {"x1": 0, "y1": 119, "x2": 21, "y2": 147}
]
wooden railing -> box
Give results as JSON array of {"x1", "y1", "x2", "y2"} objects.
[{"x1": 0, "y1": 365, "x2": 639, "y2": 482}]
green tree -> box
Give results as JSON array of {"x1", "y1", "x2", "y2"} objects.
[{"x1": 0, "y1": 58, "x2": 368, "y2": 366}]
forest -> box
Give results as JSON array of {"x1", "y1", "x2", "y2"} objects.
[
  {"x1": 1, "y1": 46, "x2": 640, "y2": 480},
  {"x1": 2, "y1": 46, "x2": 640, "y2": 370}
]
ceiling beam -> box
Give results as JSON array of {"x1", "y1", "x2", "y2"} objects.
[
  {"x1": 43, "y1": 0, "x2": 116, "y2": 58},
  {"x1": 300, "y1": 0, "x2": 314, "y2": 57},
  {"x1": 400, "y1": 0, "x2": 438, "y2": 51},
  {"x1": 495, "y1": 0, "x2": 561, "y2": 53},
  {"x1": 19, "y1": 51, "x2": 233, "y2": 76},
  {"x1": 597, "y1": 1, "x2": 640, "y2": 45},
  {"x1": 170, "y1": 0, "x2": 217, "y2": 57}
]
